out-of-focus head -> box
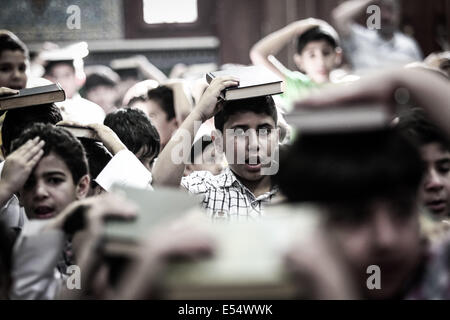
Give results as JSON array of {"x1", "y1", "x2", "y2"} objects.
[
  {"x1": 0, "y1": 30, "x2": 28, "y2": 89},
  {"x1": 278, "y1": 128, "x2": 424, "y2": 299},
  {"x1": 295, "y1": 25, "x2": 342, "y2": 84}
]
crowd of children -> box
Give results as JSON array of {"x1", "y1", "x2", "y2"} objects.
[{"x1": 0, "y1": 0, "x2": 449, "y2": 300}]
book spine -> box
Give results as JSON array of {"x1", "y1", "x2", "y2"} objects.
[{"x1": 205, "y1": 73, "x2": 215, "y2": 84}]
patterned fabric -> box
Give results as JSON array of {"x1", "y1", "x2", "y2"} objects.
[
  {"x1": 405, "y1": 235, "x2": 450, "y2": 299},
  {"x1": 181, "y1": 168, "x2": 278, "y2": 221}
]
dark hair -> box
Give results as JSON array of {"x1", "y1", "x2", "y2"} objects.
[
  {"x1": 44, "y1": 60, "x2": 75, "y2": 77},
  {"x1": 214, "y1": 95, "x2": 278, "y2": 132},
  {"x1": 104, "y1": 108, "x2": 160, "y2": 160},
  {"x1": 277, "y1": 129, "x2": 424, "y2": 219},
  {"x1": 147, "y1": 85, "x2": 175, "y2": 121},
  {"x1": 79, "y1": 139, "x2": 112, "y2": 188},
  {"x1": 10, "y1": 123, "x2": 89, "y2": 184},
  {"x1": 127, "y1": 94, "x2": 148, "y2": 108},
  {"x1": 296, "y1": 26, "x2": 339, "y2": 54},
  {"x1": 398, "y1": 108, "x2": 450, "y2": 150},
  {"x1": 82, "y1": 66, "x2": 120, "y2": 95},
  {"x1": 0, "y1": 30, "x2": 28, "y2": 58},
  {"x1": 2, "y1": 103, "x2": 63, "y2": 154}
]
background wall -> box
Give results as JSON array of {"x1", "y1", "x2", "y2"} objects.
[{"x1": 1, "y1": 0, "x2": 448, "y2": 74}]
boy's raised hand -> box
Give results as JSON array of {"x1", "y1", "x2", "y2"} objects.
[
  {"x1": 57, "y1": 120, "x2": 127, "y2": 155},
  {"x1": 0, "y1": 137, "x2": 45, "y2": 195},
  {"x1": 86, "y1": 123, "x2": 127, "y2": 155},
  {"x1": 193, "y1": 76, "x2": 239, "y2": 122},
  {"x1": 0, "y1": 87, "x2": 19, "y2": 97}
]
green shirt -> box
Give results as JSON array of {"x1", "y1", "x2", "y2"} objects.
[{"x1": 281, "y1": 70, "x2": 318, "y2": 112}]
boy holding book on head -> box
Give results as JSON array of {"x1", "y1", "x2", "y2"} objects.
[
  {"x1": 0, "y1": 103, "x2": 62, "y2": 232},
  {"x1": 0, "y1": 30, "x2": 28, "y2": 91},
  {"x1": 41, "y1": 44, "x2": 105, "y2": 125},
  {"x1": 153, "y1": 76, "x2": 281, "y2": 220},
  {"x1": 250, "y1": 18, "x2": 342, "y2": 109},
  {"x1": 281, "y1": 68, "x2": 450, "y2": 299},
  {"x1": 104, "y1": 108, "x2": 160, "y2": 172},
  {"x1": 0, "y1": 123, "x2": 91, "y2": 299}
]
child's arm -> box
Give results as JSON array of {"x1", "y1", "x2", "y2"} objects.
[
  {"x1": 162, "y1": 79, "x2": 194, "y2": 124},
  {"x1": 295, "y1": 68, "x2": 450, "y2": 138},
  {"x1": 0, "y1": 137, "x2": 45, "y2": 207},
  {"x1": 332, "y1": 0, "x2": 376, "y2": 37},
  {"x1": 249, "y1": 18, "x2": 325, "y2": 79},
  {"x1": 0, "y1": 87, "x2": 19, "y2": 97},
  {"x1": 152, "y1": 76, "x2": 239, "y2": 187}
]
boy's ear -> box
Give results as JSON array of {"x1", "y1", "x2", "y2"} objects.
[
  {"x1": 293, "y1": 53, "x2": 304, "y2": 70},
  {"x1": 334, "y1": 47, "x2": 343, "y2": 67},
  {"x1": 75, "y1": 175, "x2": 90, "y2": 200},
  {"x1": 211, "y1": 129, "x2": 224, "y2": 155}
]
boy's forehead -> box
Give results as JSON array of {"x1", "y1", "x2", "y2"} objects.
[
  {"x1": 0, "y1": 49, "x2": 27, "y2": 62},
  {"x1": 302, "y1": 40, "x2": 335, "y2": 53},
  {"x1": 32, "y1": 152, "x2": 71, "y2": 176},
  {"x1": 223, "y1": 111, "x2": 276, "y2": 129},
  {"x1": 420, "y1": 142, "x2": 450, "y2": 161}
]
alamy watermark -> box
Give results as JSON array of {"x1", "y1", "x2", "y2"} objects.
[{"x1": 66, "y1": 5, "x2": 81, "y2": 30}]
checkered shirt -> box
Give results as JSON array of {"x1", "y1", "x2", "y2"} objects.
[{"x1": 181, "y1": 168, "x2": 278, "y2": 221}]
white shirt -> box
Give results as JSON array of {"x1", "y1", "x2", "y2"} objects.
[
  {"x1": 56, "y1": 93, "x2": 105, "y2": 125},
  {"x1": 343, "y1": 24, "x2": 423, "y2": 74}
]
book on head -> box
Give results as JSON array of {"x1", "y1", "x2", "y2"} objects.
[
  {"x1": 285, "y1": 104, "x2": 392, "y2": 134},
  {"x1": 57, "y1": 124, "x2": 100, "y2": 141},
  {"x1": 206, "y1": 65, "x2": 283, "y2": 100},
  {"x1": 0, "y1": 83, "x2": 65, "y2": 110},
  {"x1": 102, "y1": 185, "x2": 201, "y2": 255}
]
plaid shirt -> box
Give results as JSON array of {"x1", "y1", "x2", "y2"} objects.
[
  {"x1": 181, "y1": 168, "x2": 278, "y2": 221},
  {"x1": 404, "y1": 234, "x2": 450, "y2": 299}
]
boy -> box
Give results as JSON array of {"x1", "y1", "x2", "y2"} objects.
[
  {"x1": 153, "y1": 77, "x2": 280, "y2": 220},
  {"x1": 81, "y1": 65, "x2": 120, "y2": 114},
  {"x1": 332, "y1": 0, "x2": 422, "y2": 73},
  {"x1": 399, "y1": 109, "x2": 450, "y2": 219},
  {"x1": 0, "y1": 30, "x2": 28, "y2": 90},
  {"x1": 6, "y1": 123, "x2": 90, "y2": 220},
  {"x1": 133, "y1": 85, "x2": 178, "y2": 150},
  {"x1": 42, "y1": 45, "x2": 105, "y2": 124},
  {"x1": 282, "y1": 68, "x2": 450, "y2": 299},
  {"x1": 104, "y1": 108, "x2": 160, "y2": 171},
  {"x1": 250, "y1": 18, "x2": 342, "y2": 109},
  {"x1": 0, "y1": 103, "x2": 62, "y2": 231}
]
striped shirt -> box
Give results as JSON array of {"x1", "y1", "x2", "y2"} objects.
[{"x1": 181, "y1": 168, "x2": 278, "y2": 221}]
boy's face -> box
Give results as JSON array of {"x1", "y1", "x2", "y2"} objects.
[
  {"x1": 328, "y1": 199, "x2": 422, "y2": 299},
  {"x1": 294, "y1": 40, "x2": 341, "y2": 84},
  {"x1": 18, "y1": 152, "x2": 89, "y2": 220},
  {"x1": 134, "y1": 99, "x2": 178, "y2": 150},
  {"x1": 220, "y1": 111, "x2": 279, "y2": 182},
  {"x1": 419, "y1": 142, "x2": 450, "y2": 218},
  {"x1": 86, "y1": 85, "x2": 117, "y2": 113},
  {"x1": 0, "y1": 50, "x2": 27, "y2": 89},
  {"x1": 45, "y1": 64, "x2": 78, "y2": 99}
]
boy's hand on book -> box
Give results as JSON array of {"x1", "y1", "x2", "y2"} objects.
[
  {"x1": 0, "y1": 87, "x2": 19, "y2": 97},
  {"x1": 0, "y1": 137, "x2": 45, "y2": 195},
  {"x1": 86, "y1": 123, "x2": 128, "y2": 155},
  {"x1": 194, "y1": 76, "x2": 239, "y2": 122}
]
